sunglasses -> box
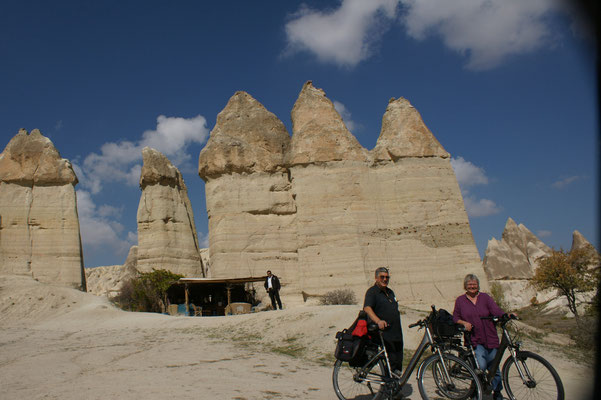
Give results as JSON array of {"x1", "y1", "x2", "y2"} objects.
[{"x1": 379, "y1": 275, "x2": 390, "y2": 280}]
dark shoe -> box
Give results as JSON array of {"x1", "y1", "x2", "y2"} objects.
[{"x1": 493, "y1": 390, "x2": 503, "y2": 400}]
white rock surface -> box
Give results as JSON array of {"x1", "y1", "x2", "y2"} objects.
[
  {"x1": 85, "y1": 246, "x2": 138, "y2": 297},
  {"x1": 482, "y1": 218, "x2": 551, "y2": 281},
  {"x1": 199, "y1": 83, "x2": 484, "y2": 307},
  {"x1": 0, "y1": 129, "x2": 85, "y2": 289},
  {"x1": 137, "y1": 148, "x2": 204, "y2": 277},
  {"x1": 482, "y1": 222, "x2": 597, "y2": 310}
]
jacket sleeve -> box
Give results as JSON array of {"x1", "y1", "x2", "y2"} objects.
[
  {"x1": 452, "y1": 296, "x2": 463, "y2": 323},
  {"x1": 484, "y1": 293, "x2": 505, "y2": 316}
]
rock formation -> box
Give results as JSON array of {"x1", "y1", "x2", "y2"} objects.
[
  {"x1": 198, "y1": 82, "x2": 485, "y2": 306},
  {"x1": 137, "y1": 147, "x2": 204, "y2": 277},
  {"x1": 0, "y1": 129, "x2": 86, "y2": 289},
  {"x1": 482, "y1": 220, "x2": 598, "y2": 310},
  {"x1": 571, "y1": 230, "x2": 593, "y2": 251},
  {"x1": 85, "y1": 246, "x2": 138, "y2": 297},
  {"x1": 482, "y1": 218, "x2": 551, "y2": 281}
]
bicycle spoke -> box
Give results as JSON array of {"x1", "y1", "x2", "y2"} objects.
[
  {"x1": 333, "y1": 359, "x2": 386, "y2": 400},
  {"x1": 503, "y1": 352, "x2": 564, "y2": 400}
]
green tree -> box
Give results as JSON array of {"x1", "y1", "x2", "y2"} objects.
[
  {"x1": 531, "y1": 245, "x2": 600, "y2": 319},
  {"x1": 113, "y1": 269, "x2": 183, "y2": 313}
]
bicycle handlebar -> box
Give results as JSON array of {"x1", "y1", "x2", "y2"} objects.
[
  {"x1": 409, "y1": 305, "x2": 439, "y2": 329},
  {"x1": 481, "y1": 313, "x2": 518, "y2": 324}
]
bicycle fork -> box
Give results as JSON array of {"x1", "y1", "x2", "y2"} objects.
[{"x1": 507, "y1": 347, "x2": 536, "y2": 388}]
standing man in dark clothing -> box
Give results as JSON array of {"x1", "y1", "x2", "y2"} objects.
[
  {"x1": 364, "y1": 267, "x2": 403, "y2": 374},
  {"x1": 264, "y1": 270, "x2": 282, "y2": 310}
]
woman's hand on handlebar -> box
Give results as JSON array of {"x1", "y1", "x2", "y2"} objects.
[{"x1": 458, "y1": 320, "x2": 473, "y2": 331}]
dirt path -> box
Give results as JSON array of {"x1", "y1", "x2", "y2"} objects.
[{"x1": 0, "y1": 275, "x2": 594, "y2": 399}]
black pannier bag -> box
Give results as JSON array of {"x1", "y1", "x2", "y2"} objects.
[
  {"x1": 432, "y1": 308, "x2": 461, "y2": 338},
  {"x1": 334, "y1": 329, "x2": 363, "y2": 361},
  {"x1": 334, "y1": 311, "x2": 369, "y2": 366}
]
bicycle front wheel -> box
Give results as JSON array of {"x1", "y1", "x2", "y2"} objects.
[
  {"x1": 332, "y1": 358, "x2": 386, "y2": 400},
  {"x1": 502, "y1": 351, "x2": 564, "y2": 400},
  {"x1": 418, "y1": 353, "x2": 482, "y2": 400}
]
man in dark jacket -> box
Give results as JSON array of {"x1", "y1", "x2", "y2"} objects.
[
  {"x1": 264, "y1": 270, "x2": 282, "y2": 310},
  {"x1": 364, "y1": 267, "x2": 403, "y2": 374}
]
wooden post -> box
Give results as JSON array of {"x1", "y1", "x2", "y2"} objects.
[
  {"x1": 226, "y1": 284, "x2": 232, "y2": 309},
  {"x1": 185, "y1": 283, "x2": 189, "y2": 316}
]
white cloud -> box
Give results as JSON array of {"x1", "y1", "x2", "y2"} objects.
[
  {"x1": 400, "y1": 0, "x2": 563, "y2": 70},
  {"x1": 76, "y1": 190, "x2": 137, "y2": 265},
  {"x1": 77, "y1": 115, "x2": 208, "y2": 193},
  {"x1": 198, "y1": 231, "x2": 209, "y2": 248},
  {"x1": 284, "y1": 0, "x2": 399, "y2": 67},
  {"x1": 551, "y1": 175, "x2": 583, "y2": 189},
  {"x1": 537, "y1": 230, "x2": 552, "y2": 238},
  {"x1": 333, "y1": 100, "x2": 358, "y2": 132},
  {"x1": 451, "y1": 156, "x2": 488, "y2": 187},
  {"x1": 463, "y1": 196, "x2": 502, "y2": 218},
  {"x1": 451, "y1": 156, "x2": 501, "y2": 218}
]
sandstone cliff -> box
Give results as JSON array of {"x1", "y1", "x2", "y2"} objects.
[
  {"x1": 199, "y1": 82, "x2": 484, "y2": 306},
  {"x1": 137, "y1": 147, "x2": 204, "y2": 277},
  {"x1": 0, "y1": 129, "x2": 86, "y2": 289}
]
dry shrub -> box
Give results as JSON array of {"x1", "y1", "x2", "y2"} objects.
[{"x1": 320, "y1": 289, "x2": 357, "y2": 305}]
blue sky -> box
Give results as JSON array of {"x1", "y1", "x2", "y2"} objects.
[{"x1": 1, "y1": 0, "x2": 597, "y2": 267}]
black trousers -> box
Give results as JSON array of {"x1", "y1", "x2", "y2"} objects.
[
  {"x1": 383, "y1": 339, "x2": 403, "y2": 371},
  {"x1": 268, "y1": 289, "x2": 282, "y2": 309}
]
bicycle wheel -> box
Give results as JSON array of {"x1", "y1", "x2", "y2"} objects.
[
  {"x1": 418, "y1": 353, "x2": 482, "y2": 400},
  {"x1": 332, "y1": 358, "x2": 386, "y2": 400},
  {"x1": 502, "y1": 351, "x2": 564, "y2": 400}
]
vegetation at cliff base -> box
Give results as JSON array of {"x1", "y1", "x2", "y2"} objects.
[{"x1": 112, "y1": 269, "x2": 183, "y2": 313}]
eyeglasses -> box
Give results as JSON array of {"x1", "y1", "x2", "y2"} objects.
[{"x1": 379, "y1": 275, "x2": 390, "y2": 280}]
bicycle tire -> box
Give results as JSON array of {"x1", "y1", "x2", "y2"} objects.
[
  {"x1": 332, "y1": 358, "x2": 386, "y2": 400},
  {"x1": 502, "y1": 351, "x2": 564, "y2": 400},
  {"x1": 418, "y1": 353, "x2": 482, "y2": 400}
]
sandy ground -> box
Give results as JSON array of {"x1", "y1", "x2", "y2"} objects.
[{"x1": 0, "y1": 275, "x2": 595, "y2": 400}]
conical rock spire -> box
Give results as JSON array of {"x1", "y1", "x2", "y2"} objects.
[
  {"x1": 286, "y1": 81, "x2": 368, "y2": 165},
  {"x1": 198, "y1": 91, "x2": 290, "y2": 179},
  {"x1": 372, "y1": 97, "x2": 449, "y2": 161}
]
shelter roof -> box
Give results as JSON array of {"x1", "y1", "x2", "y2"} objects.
[{"x1": 177, "y1": 276, "x2": 267, "y2": 285}]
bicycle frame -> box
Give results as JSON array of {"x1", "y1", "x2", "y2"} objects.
[
  {"x1": 467, "y1": 318, "x2": 534, "y2": 393},
  {"x1": 356, "y1": 323, "x2": 451, "y2": 390}
]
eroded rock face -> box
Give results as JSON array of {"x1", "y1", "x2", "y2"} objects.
[
  {"x1": 571, "y1": 230, "x2": 593, "y2": 251},
  {"x1": 286, "y1": 81, "x2": 368, "y2": 165},
  {"x1": 199, "y1": 83, "x2": 484, "y2": 306},
  {"x1": 0, "y1": 129, "x2": 85, "y2": 289},
  {"x1": 198, "y1": 91, "x2": 290, "y2": 178},
  {"x1": 482, "y1": 218, "x2": 551, "y2": 281},
  {"x1": 137, "y1": 148, "x2": 204, "y2": 277},
  {"x1": 372, "y1": 97, "x2": 450, "y2": 161},
  {"x1": 483, "y1": 224, "x2": 599, "y2": 310},
  {"x1": 85, "y1": 246, "x2": 138, "y2": 297},
  {"x1": 482, "y1": 218, "x2": 554, "y2": 309}
]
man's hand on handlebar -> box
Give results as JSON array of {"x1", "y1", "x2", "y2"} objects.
[{"x1": 377, "y1": 319, "x2": 389, "y2": 330}]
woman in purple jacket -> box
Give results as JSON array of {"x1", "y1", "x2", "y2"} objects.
[{"x1": 453, "y1": 274, "x2": 507, "y2": 400}]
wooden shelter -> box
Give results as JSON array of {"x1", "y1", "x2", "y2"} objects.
[{"x1": 169, "y1": 276, "x2": 266, "y2": 316}]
